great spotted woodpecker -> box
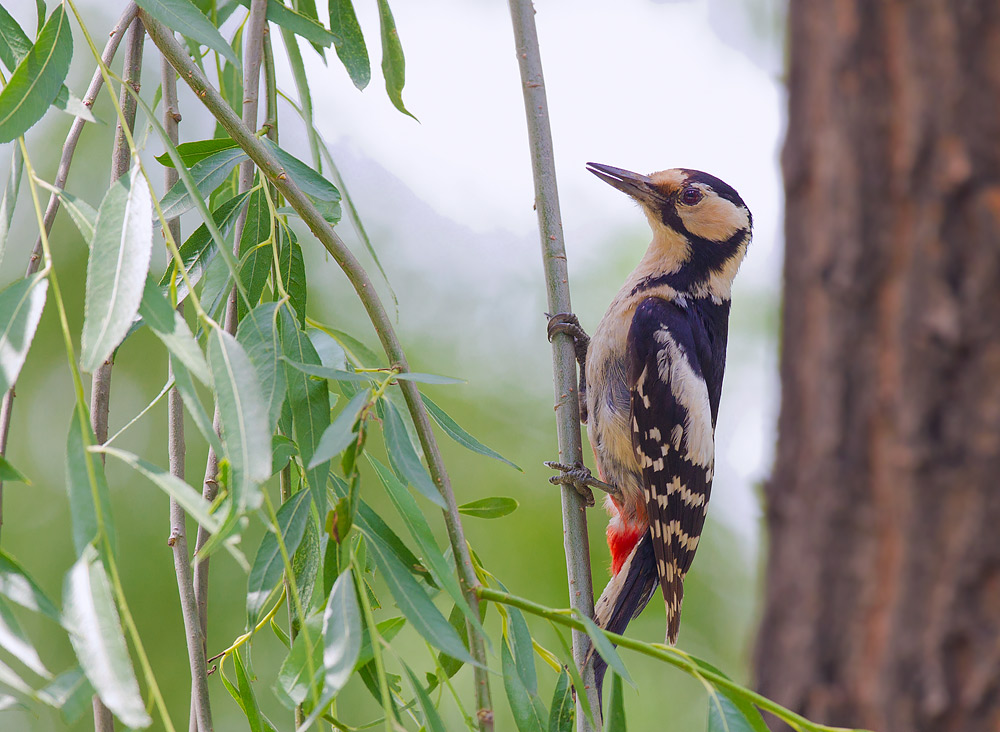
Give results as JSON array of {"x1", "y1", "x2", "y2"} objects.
[{"x1": 547, "y1": 163, "x2": 751, "y2": 692}]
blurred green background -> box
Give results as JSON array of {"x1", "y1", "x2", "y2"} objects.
[{"x1": 0, "y1": 0, "x2": 784, "y2": 729}]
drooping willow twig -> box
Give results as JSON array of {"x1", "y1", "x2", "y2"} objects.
[
  {"x1": 141, "y1": 14, "x2": 496, "y2": 730},
  {"x1": 506, "y1": 0, "x2": 601, "y2": 728}
]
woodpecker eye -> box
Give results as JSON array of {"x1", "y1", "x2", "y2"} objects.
[{"x1": 680, "y1": 187, "x2": 703, "y2": 205}]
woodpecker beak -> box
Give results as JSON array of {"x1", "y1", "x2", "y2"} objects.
[{"x1": 586, "y1": 163, "x2": 664, "y2": 206}]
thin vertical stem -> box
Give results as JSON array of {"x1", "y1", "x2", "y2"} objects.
[
  {"x1": 144, "y1": 18, "x2": 494, "y2": 730},
  {"x1": 89, "y1": 19, "x2": 145, "y2": 732},
  {"x1": 0, "y1": 1, "x2": 138, "y2": 544},
  {"x1": 159, "y1": 50, "x2": 214, "y2": 732},
  {"x1": 190, "y1": 0, "x2": 268, "y2": 685},
  {"x1": 506, "y1": 1, "x2": 601, "y2": 728}
]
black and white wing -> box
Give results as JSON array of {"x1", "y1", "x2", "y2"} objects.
[{"x1": 627, "y1": 297, "x2": 717, "y2": 644}]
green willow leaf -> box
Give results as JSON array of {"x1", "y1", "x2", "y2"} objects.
[
  {"x1": 281, "y1": 357, "x2": 369, "y2": 383},
  {"x1": 365, "y1": 530, "x2": 475, "y2": 664},
  {"x1": 35, "y1": 182, "x2": 97, "y2": 245},
  {"x1": 247, "y1": 489, "x2": 311, "y2": 623},
  {"x1": 37, "y1": 667, "x2": 93, "y2": 724},
  {"x1": 0, "y1": 7, "x2": 73, "y2": 143},
  {"x1": 375, "y1": 0, "x2": 413, "y2": 119},
  {"x1": 402, "y1": 662, "x2": 448, "y2": 732},
  {"x1": 134, "y1": 0, "x2": 239, "y2": 66},
  {"x1": 96, "y1": 446, "x2": 220, "y2": 533},
  {"x1": 309, "y1": 389, "x2": 368, "y2": 469},
  {"x1": 0, "y1": 455, "x2": 29, "y2": 484},
  {"x1": 329, "y1": 0, "x2": 370, "y2": 89},
  {"x1": 233, "y1": 649, "x2": 265, "y2": 732},
  {"x1": 65, "y1": 408, "x2": 115, "y2": 557},
  {"x1": 264, "y1": 139, "x2": 340, "y2": 201},
  {"x1": 236, "y1": 185, "x2": 272, "y2": 321},
  {"x1": 382, "y1": 399, "x2": 445, "y2": 508},
  {"x1": 277, "y1": 226, "x2": 306, "y2": 326},
  {"x1": 81, "y1": 167, "x2": 154, "y2": 373},
  {"x1": 51, "y1": 85, "x2": 97, "y2": 123},
  {"x1": 0, "y1": 550, "x2": 59, "y2": 621},
  {"x1": 605, "y1": 672, "x2": 627, "y2": 732},
  {"x1": 62, "y1": 546, "x2": 151, "y2": 729},
  {"x1": 548, "y1": 670, "x2": 574, "y2": 732},
  {"x1": 576, "y1": 611, "x2": 633, "y2": 688},
  {"x1": 0, "y1": 596, "x2": 49, "y2": 677},
  {"x1": 0, "y1": 271, "x2": 48, "y2": 396},
  {"x1": 158, "y1": 146, "x2": 247, "y2": 221},
  {"x1": 171, "y1": 354, "x2": 224, "y2": 457},
  {"x1": 458, "y1": 496, "x2": 519, "y2": 519},
  {"x1": 0, "y1": 5, "x2": 32, "y2": 71},
  {"x1": 322, "y1": 570, "x2": 361, "y2": 696},
  {"x1": 421, "y1": 393, "x2": 521, "y2": 470},
  {"x1": 708, "y1": 692, "x2": 761, "y2": 732},
  {"x1": 368, "y1": 456, "x2": 485, "y2": 637},
  {"x1": 154, "y1": 137, "x2": 239, "y2": 168},
  {"x1": 502, "y1": 637, "x2": 546, "y2": 732},
  {"x1": 0, "y1": 145, "x2": 22, "y2": 269},
  {"x1": 690, "y1": 657, "x2": 770, "y2": 732},
  {"x1": 138, "y1": 277, "x2": 210, "y2": 384},
  {"x1": 208, "y1": 326, "x2": 271, "y2": 511},
  {"x1": 234, "y1": 0, "x2": 335, "y2": 47},
  {"x1": 281, "y1": 311, "x2": 331, "y2": 514},
  {"x1": 237, "y1": 302, "x2": 286, "y2": 429},
  {"x1": 276, "y1": 613, "x2": 322, "y2": 707},
  {"x1": 392, "y1": 372, "x2": 464, "y2": 384},
  {"x1": 158, "y1": 190, "x2": 251, "y2": 304}
]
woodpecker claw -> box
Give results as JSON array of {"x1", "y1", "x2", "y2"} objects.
[
  {"x1": 544, "y1": 461, "x2": 620, "y2": 506},
  {"x1": 545, "y1": 313, "x2": 591, "y2": 424}
]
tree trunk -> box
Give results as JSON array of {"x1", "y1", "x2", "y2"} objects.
[{"x1": 755, "y1": 3, "x2": 1000, "y2": 732}]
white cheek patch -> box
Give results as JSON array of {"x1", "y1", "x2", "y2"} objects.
[
  {"x1": 676, "y1": 192, "x2": 750, "y2": 243},
  {"x1": 652, "y1": 328, "x2": 715, "y2": 468}
]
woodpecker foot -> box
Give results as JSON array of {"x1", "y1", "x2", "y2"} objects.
[
  {"x1": 546, "y1": 313, "x2": 590, "y2": 423},
  {"x1": 546, "y1": 312, "x2": 590, "y2": 364},
  {"x1": 545, "y1": 461, "x2": 620, "y2": 506}
]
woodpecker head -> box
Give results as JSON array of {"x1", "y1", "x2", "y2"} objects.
[{"x1": 587, "y1": 163, "x2": 752, "y2": 301}]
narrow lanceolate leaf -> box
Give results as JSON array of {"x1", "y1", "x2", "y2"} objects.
[
  {"x1": 365, "y1": 528, "x2": 475, "y2": 665},
  {"x1": 281, "y1": 310, "x2": 331, "y2": 514},
  {"x1": 0, "y1": 5, "x2": 32, "y2": 71},
  {"x1": 421, "y1": 393, "x2": 521, "y2": 470},
  {"x1": 0, "y1": 7, "x2": 73, "y2": 143},
  {"x1": 51, "y1": 86, "x2": 97, "y2": 123},
  {"x1": 576, "y1": 611, "x2": 632, "y2": 688},
  {"x1": 281, "y1": 358, "x2": 369, "y2": 383},
  {"x1": 96, "y1": 446, "x2": 220, "y2": 533},
  {"x1": 237, "y1": 302, "x2": 286, "y2": 429},
  {"x1": 329, "y1": 0, "x2": 370, "y2": 89},
  {"x1": 154, "y1": 137, "x2": 239, "y2": 168},
  {"x1": 502, "y1": 638, "x2": 546, "y2": 732},
  {"x1": 0, "y1": 273, "x2": 47, "y2": 395},
  {"x1": 382, "y1": 400, "x2": 445, "y2": 508},
  {"x1": 236, "y1": 186, "x2": 272, "y2": 321},
  {"x1": 0, "y1": 145, "x2": 22, "y2": 270},
  {"x1": 138, "y1": 277, "x2": 210, "y2": 384},
  {"x1": 392, "y1": 372, "x2": 464, "y2": 384},
  {"x1": 158, "y1": 190, "x2": 250, "y2": 304},
  {"x1": 322, "y1": 570, "x2": 361, "y2": 696},
  {"x1": 375, "y1": 0, "x2": 413, "y2": 118},
  {"x1": 458, "y1": 496, "x2": 519, "y2": 519},
  {"x1": 35, "y1": 182, "x2": 97, "y2": 245},
  {"x1": 246, "y1": 490, "x2": 311, "y2": 623},
  {"x1": 548, "y1": 670, "x2": 574, "y2": 732},
  {"x1": 276, "y1": 612, "x2": 323, "y2": 707},
  {"x1": 208, "y1": 327, "x2": 271, "y2": 511},
  {"x1": 605, "y1": 672, "x2": 627, "y2": 732},
  {"x1": 263, "y1": 139, "x2": 340, "y2": 201},
  {"x1": 81, "y1": 168, "x2": 154, "y2": 373},
  {"x1": 232, "y1": 649, "x2": 265, "y2": 732},
  {"x1": 37, "y1": 667, "x2": 93, "y2": 724},
  {"x1": 171, "y1": 355, "x2": 224, "y2": 457},
  {"x1": 66, "y1": 408, "x2": 115, "y2": 557},
  {"x1": 277, "y1": 227, "x2": 306, "y2": 326},
  {"x1": 690, "y1": 657, "x2": 770, "y2": 732},
  {"x1": 0, "y1": 596, "x2": 49, "y2": 677},
  {"x1": 402, "y1": 662, "x2": 448, "y2": 732},
  {"x1": 234, "y1": 0, "x2": 335, "y2": 47},
  {"x1": 134, "y1": 0, "x2": 239, "y2": 66},
  {"x1": 309, "y1": 389, "x2": 368, "y2": 469},
  {"x1": 0, "y1": 550, "x2": 59, "y2": 621},
  {"x1": 707, "y1": 691, "x2": 761, "y2": 732},
  {"x1": 0, "y1": 455, "x2": 29, "y2": 484},
  {"x1": 157, "y1": 147, "x2": 247, "y2": 221},
  {"x1": 62, "y1": 547, "x2": 151, "y2": 729}
]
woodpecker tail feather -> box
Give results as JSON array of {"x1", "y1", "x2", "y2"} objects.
[{"x1": 588, "y1": 532, "x2": 658, "y2": 704}]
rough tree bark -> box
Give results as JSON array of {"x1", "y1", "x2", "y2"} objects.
[{"x1": 756, "y1": 3, "x2": 1000, "y2": 732}]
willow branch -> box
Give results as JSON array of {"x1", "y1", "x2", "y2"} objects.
[
  {"x1": 89, "y1": 18, "x2": 144, "y2": 732},
  {"x1": 190, "y1": 0, "x2": 269, "y2": 668},
  {"x1": 0, "y1": 1, "x2": 138, "y2": 543},
  {"x1": 143, "y1": 16, "x2": 495, "y2": 730},
  {"x1": 506, "y1": 1, "x2": 600, "y2": 728}
]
